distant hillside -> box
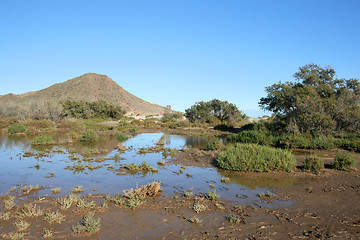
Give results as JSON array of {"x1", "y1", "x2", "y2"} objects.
[{"x1": 0, "y1": 73, "x2": 166, "y2": 116}]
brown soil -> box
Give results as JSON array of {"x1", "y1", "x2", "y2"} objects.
[{"x1": 1, "y1": 149, "x2": 360, "y2": 239}]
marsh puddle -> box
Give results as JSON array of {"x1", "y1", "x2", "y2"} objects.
[{"x1": 0, "y1": 133, "x2": 293, "y2": 207}]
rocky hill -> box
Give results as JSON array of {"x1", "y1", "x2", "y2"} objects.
[{"x1": 0, "y1": 73, "x2": 166, "y2": 116}]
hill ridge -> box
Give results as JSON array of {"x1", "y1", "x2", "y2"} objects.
[{"x1": 0, "y1": 73, "x2": 166, "y2": 116}]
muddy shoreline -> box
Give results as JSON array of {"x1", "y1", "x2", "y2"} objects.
[{"x1": 1, "y1": 131, "x2": 359, "y2": 239}]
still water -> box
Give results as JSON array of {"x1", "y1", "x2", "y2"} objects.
[{"x1": 0, "y1": 133, "x2": 293, "y2": 207}]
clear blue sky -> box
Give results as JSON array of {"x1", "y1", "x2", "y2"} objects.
[{"x1": 1, "y1": 0, "x2": 359, "y2": 117}]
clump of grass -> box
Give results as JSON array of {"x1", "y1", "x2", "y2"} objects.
[
  {"x1": 72, "y1": 185, "x2": 85, "y2": 194},
  {"x1": 122, "y1": 181, "x2": 162, "y2": 209},
  {"x1": 8, "y1": 124, "x2": 26, "y2": 134},
  {"x1": 105, "y1": 194, "x2": 125, "y2": 206},
  {"x1": 124, "y1": 195, "x2": 145, "y2": 209},
  {"x1": 71, "y1": 162, "x2": 86, "y2": 171},
  {"x1": 183, "y1": 190, "x2": 193, "y2": 198},
  {"x1": 4, "y1": 195, "x2": 16, "y2": 210},
  {"x1": 80, "y1": 130, "x2": 99, "y2": 142},
  {"x1": 334, "y1": 151, "x2": 355, "y2": 171},
  {"x1": 76, "y1": 199, "x2": 96, "y2": 209},
  {"x1": 124, "y1": 161, "x2": 156, "y2": 172},
  {"x1": 31, "y1": 135, "x2": 55, "y2": 145},
  {"x1": 302, "y1": 155, "x2": 324, "y2": 174},
  {"x1": 205, "y1": 189, "x2": 220, "y2": 201},
  {"x1": 22, "y1": 184, "x2": 43, "y2": 194},
  {"x1": 227, "y1": 214, "x2": 245, "y2": 224},
  {"x1": 14, "y1": 219, "x2": 30, "y2": 231},
  {"x1": 193, "y1": 202, "x2": 207, "y2": 213},
  {"x1": 42, "y1": 229, "x2": 53, "y2": 238},
  {"x1": 72, "y1": 212, "x2": 101, "y2": 233},
  {"x1": 215, "y1": 202, "x2": 225, "y2": 210},
  {"x1": 209, "y1": 183, "x2": 215, "y2": 188},
  {"x1": 51, "y1": 187, "x2": 61, "y2": 194},
  {"x1": 258, "y1": 191, "x2": 276, "y2": 198},
  {"x1": 3, "y1": 231, "x2": 27, "y2": 240},
  {"x1": 206, "y1": 138, "x2": 225, "y2": 151},
  {"x1": 116, "y1": 134, "x2": 128, "y2": 142},
  {"x1": 0, "y1": 211, "x2": 12, "y2": 220},
  {"x1": 19, "y1": 203, "x2": 43, "y2": 217},
  {"x1": 44, "y1": 211, "x2": 65, "y2": 224},
  {"x1": 58, "y1": 194, "x2": 80, "y2": 209},
  {"x1": 216, "y1": 143, "x2": 296, "y2": 172},
  {"x1": 220, "y1": 176, "x2": 230, "y2": 183},
  {"x1": 189, "y1": 216, "x2": 202, "y2": 224}
]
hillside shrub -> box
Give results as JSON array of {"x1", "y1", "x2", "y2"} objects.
[
  {"x1": 334, "y1": 152, "x2": 355, "y2": 171},
  {"x1": 302, "y1": 155, "x2": 324, "y2": 174},
  {"x1": 8, "y1": 124, "x2": 26, "y2": 134},
  {"x1": 61, "y1": 100, "x2": 125, "y2": 119},
  {"x1": 80, "y1": 130, "x2": 99, "y2": 142},
  {"x1": 216, "y1": 143, "x2": 296, "y2": 172},
  {"x1": 206, "y1": 139, "x2": 225, "y2": 151},
  {"x1": 31, "y1": 135, "x2": 55, "y2": 145}
]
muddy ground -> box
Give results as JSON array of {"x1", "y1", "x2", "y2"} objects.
[{"x1": 1, "y1": 139, "x2": 360, "y2": 239}]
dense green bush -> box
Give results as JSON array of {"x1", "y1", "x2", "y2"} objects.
[
  {"x1": 31, "y1": 135, "x2": 55, "y2": 145},
  {"x1": 161, "y1": 111, "x2": 183, "y2": 123},
  {"x1": 334, "y1": 152, "x2": 355, "y2": 171},
  {"x1": 116, "y1": 134, "x2": 128, "y2": 142},
  {"x1": 8, "y1": 124, "x2": 26, "y2": 134},
  {"x1": 216, "y1": 143, "x2": 296, "y2": 172},
  {"x1": 61, "y1": 100, "x2": 125, "y2": 119},
  {"x1": 80, "y1": 130, "x2": 99, "y2": 142},
  {"x1": 185, "y1": 99, "x2": 246, "y2": 125},
  {"x1": 214, "y1": 124, "x2": 234, "y2": 131},
  {"x1": 227, "y1": 130, "x2": 275, "y2": 146},
  {"x1": 206, "y1": 139, "x2": 225, "y2": 151},
  {"x1": 302, "y1": 155, "x2": 324, "y2": 174},
  {"x1": 276, "y1": 135, "x2": 311, "y2": 149}
]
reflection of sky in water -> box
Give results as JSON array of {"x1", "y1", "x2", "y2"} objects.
[{"x1": 0, "y1": 133, "x2": 292, "y2": 207}]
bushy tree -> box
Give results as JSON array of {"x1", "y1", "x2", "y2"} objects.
[
  {"x1": 61, "y1": 100, "x2": 125, "y2": 119},
  {"x1": 185, "y1": 99, "x2": 246, "y2": 124},
  {"x1": 259, "y1": 64, "x2": 360, "y2": 133}
]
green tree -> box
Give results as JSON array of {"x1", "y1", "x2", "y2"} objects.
[
  {"x1": 61, "y1": 100, "x2": 125, "y2": 119},
  {"x1": 259, "y1": 64, "x2": 360, "y2": 133},
  {"x1": 185, "y1": 99, "x2": 246, "y2": 124}
]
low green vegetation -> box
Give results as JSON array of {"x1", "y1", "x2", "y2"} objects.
[
  {"x1": 183, "y1": 190, "x2": 193, "y2": 198},
  {"x1": 79, "y1": 130, "x2": 99, "y2": 142},
  {"x1": 205, "y1": 189, "x2": 220, "y2": 201},
  {"x1": 44, "y1": 211, "x2": 65, "y2": 224},
  {"x1": 189, "y1": 216, "x2": 202, "y2": 224},
  {"x1": 72, "y1": 212, "x2": 101, "y2": 233},
  {"x1": 334, "y1": 151, "x2": 355, "y2": 171},
  {"x1": 72, "y1": 185, "x2": 85, "y2": 194},
  {"x1": 227, "y1": 214, "x2": 245, "y2": 224},
  {"x1": 115, "y1": 134, "x2": 128, "y2": 142},
  {"x1": 193, "y1": 202, "x2": 207, "y2": 213},
  {"x1": 8, "y1": 124, "x2": 26, "y2": 134},
  {"x1": 302, "y1": 155, "x2": 324, "y2": 174},
  {"x1": 206, "y1": 138, "x2": 225, "y2": 151},
  {"x1": 31, "y1": 135, "x2": 55, "y2": 145},
  {"x1": 216, "y1": 143, "x2": 296, "y2": 172}
]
